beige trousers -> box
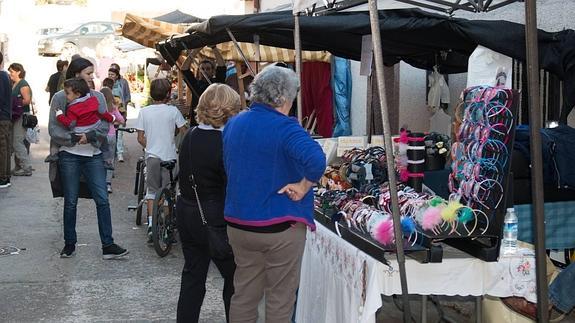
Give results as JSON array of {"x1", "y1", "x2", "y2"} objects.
[{"x1": 227, "y1": 223, "x2": 307, "y2": 323}]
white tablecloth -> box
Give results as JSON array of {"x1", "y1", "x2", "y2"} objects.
[{"x1": 296, "y1": 222, "x2": 537, "y2": 323}]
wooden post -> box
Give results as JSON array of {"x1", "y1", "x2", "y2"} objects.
[
  {"x1": 177, "y1": 69, "x2": 183, "y2": 101},
  {"x1": 235, "y1": 61, "x2": 247, "y2": 109}
]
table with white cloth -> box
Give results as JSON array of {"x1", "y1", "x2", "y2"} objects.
[{"x1": 296, "y1": 222, "x2": 538, "y2": 323}]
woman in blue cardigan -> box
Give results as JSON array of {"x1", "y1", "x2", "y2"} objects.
[{"x1": 223, "y1": 65, "x2": 326, "y2": 323}]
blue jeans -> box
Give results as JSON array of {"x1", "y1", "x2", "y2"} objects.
[
  {"x1": 59, "y1": 151, "x2": 114, "y2": 247},
  {"x1": 549, "y1": 261, "x2": 575, "y2": 313}
]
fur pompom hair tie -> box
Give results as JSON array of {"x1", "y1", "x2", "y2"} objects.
[
  {"x1": 421, "y1": 207, "x2": 442, "y2": 231},
  {"x1": 441, "y1": 200, "x2": 463, "y2": 222},
  {"x1": 373, "y1": 219, "x2": 395, "y2": 245}
]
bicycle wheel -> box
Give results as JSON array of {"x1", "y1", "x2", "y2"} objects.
[
  {"x1": 152, "y1": 188, "x2": 173, "y2": 257},
  {"x1": 135, "y1": 163, "x2": 146, "y2": 226}
]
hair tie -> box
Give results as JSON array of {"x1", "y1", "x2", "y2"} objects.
[
  {"x1": 421, "y1": 206, "x2": 442, "y2": 231},
  {"x1": 373, "y1": 218, "x2": 395, "y2": 245},
  {"x1": 441, "y1": 200, "x2": 463, "y2": 222}
]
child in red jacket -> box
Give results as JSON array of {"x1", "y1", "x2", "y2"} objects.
[
  {"x1": 46, "y1": 78, "x2": 115, "y2": 161},
  {"x1": 56, "y1": 78, "x2": 115, "y2": 130}
]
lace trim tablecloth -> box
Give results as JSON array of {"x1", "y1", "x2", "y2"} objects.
[{"x1": 296, "y1": 222, "x2": 537, "y2": 323}]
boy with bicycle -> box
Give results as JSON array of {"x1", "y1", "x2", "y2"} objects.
[{"x1": 135, "y1": 78, "x2": 187, "y2": 241}]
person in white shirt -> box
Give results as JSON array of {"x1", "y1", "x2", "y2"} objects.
[{"x1": 135, "y1": 78, "x2": 187, "y2": 241}]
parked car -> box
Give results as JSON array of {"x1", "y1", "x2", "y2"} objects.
[
  {"x1": 37, "y1": 27, "x2": 63, "y2": 36},
  {"x1": 37, "y1": 21, "x2": 121, "y2": 56}
]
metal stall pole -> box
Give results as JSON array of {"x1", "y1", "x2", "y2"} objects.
[
  {"x1": 294, "y1": 14, "x2": 304, "y2": 125},
  {"x1": 524, "y1": 0, "x2": 549, "y2": 322},
  {"x1": 225, "y1": 28, "x2": 256, "y2": 76},
  {"x1": 367, "y1": 1, "x2": 412, "y2": 322}
]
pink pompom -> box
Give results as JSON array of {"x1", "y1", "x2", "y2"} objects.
[
  {"x1": 374, "y1": 219, "x2": 395, "y2": 245},
  {"x1": 399, "y1": 129, "x2": 409, "y2": 144},
  {"x1": 400, "y1": 168, "x2": 409, "y2": 182},
  {"x1": 422, "y1": 207, "x2": 442, "y2": 230}
]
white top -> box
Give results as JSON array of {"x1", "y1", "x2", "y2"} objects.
[
  {"x1": 60, "y1": 142, "x2": 101, "y2": 157},
  {"x1": 135, "y1": 103, "x2": 186, "y2": 161}
]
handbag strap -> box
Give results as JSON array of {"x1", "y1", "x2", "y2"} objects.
[
  {"x1": 190, "y1": 174, "x2": 207, "y2": 226},
  {"x1": 187, "y1": 127, "x2": 208, "y2": 226}
]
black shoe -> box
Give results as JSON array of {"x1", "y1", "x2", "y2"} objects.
[
  {"x1": 147, "y1": 227, "x2": 153, "y2": 244},
  {"x1": 102, "y1": 243, "x2": 129, "y2": 260},
  {"x1": 60, "y1": 244, "x2": 75, "y2": 258},
  {"x1": 0, "y1": 179, "x2": 10, "y2": 188}
]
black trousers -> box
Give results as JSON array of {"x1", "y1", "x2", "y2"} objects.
[{"x1": 176, "y1": 197, "x2": 235, "y2": 323}]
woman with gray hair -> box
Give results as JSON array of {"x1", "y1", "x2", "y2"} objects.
[{"x1": 222, "y1": 65, "x2": 326, "y2": 323}]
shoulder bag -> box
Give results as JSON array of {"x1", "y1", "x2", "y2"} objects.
[
  {"x1": 187, "y1": 127, "x2": 233, "y2": 260},
  {"x1": 190, "y1": 173, "x2": 234, "y2": 260},
  {"x1": 22, "y1": 101, "x2": 38, "y2": 128}
]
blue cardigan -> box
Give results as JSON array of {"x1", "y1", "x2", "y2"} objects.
[{"x1": 223, "y1": 103, "x2": 326, "y2": 230}]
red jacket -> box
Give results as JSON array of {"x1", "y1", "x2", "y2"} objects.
[{"x1": 57, "y1": 96, "x2": 114, "y2": 128}]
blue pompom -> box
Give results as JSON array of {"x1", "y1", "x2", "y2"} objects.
[
  {"x1": 401, "y1": 217, "x2": 416, "y2": 236},
  {"x1": 332, "y1": 211, "x2": 344, "y2": 223}
]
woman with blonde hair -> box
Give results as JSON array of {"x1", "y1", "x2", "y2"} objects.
[{"x1": 176, "y1": 83, "x2": 241, "y2": 323}]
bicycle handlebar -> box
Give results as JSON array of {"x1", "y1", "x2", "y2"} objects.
[{"x1": 117, "y1": 127, "x2": 137, "y2": 133}]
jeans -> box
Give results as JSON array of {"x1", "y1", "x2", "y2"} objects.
[
  {"x1": 104, "y1": 135, "x2": 116, "y2": 183},
  {"x1": 549, "y1": 261, "x2": 575, "y2": 313},
  {"x1": 116, "y1": 130, "x2": 124, "y2": 156},
  {"x1": 0, "y1": 120, "x2": 11, "y2": 181},
  {"x1": 58, "y1": 151, "x2": 114, "y2": 246},
  {"x1": 176, "y1": 197, "x2": 235, "y2": 323}
]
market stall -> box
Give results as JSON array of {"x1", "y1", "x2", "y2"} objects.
[{"x1": 155, "y1": 6, "x2": 575, "y2": 322}]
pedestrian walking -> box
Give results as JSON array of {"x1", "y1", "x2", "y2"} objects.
[
  {"x1": 8, "y1": 63, "x2": 33, "y2": 176},
  {"x1": 100, "y1": 86, "x2": 124, "y2": 193},
  {"x1": 176, "y1": 83, "x2": 241, "y2": 323},
  {"x1": 108, "y1": 63, "x2": 130, "y2": 162},
  {"x1": 48, "y1": 57, "x2": 128, "y2": 259},
  {"x1": 45, "y1": 59, "x2": 68, "y2": 104},
  {"x1": 222, "y1": 65, "x2": 326, "y2": 323},
  {"x1": 0, "y1": 51, "x2": 12, "y2": 188}
]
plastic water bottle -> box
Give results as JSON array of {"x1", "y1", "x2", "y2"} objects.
[{"x1": 502, "y1": 207, "x2": 518, "y2": 255}]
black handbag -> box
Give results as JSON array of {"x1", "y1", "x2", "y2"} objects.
[
  {"x1": 189, "y1": 173, "x2": 233, "y2": 260},
  {"x1": 21, "y1": 102, "x2": 38, "y2": 128},
  {"x1": 22, "y1": 114, "x2": 38, "y2": 128}
]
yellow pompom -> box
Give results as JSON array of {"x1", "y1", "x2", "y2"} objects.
[{"x1": 441, "y1": 200, "x2": 463, "y2": 222}]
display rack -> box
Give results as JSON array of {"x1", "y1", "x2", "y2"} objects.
[
  {"x1": 416, "y1": 89, "x2": 520, "y2": 262},
  {"x1": 314, "y1": 208, "x2": 444, "y2": 263}
]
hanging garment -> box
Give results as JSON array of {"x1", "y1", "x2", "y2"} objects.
[
  {"x1": 427, "y1": 67, "x2": 450, "y2": 109},
  {"x1": 332, "y1": 57, "x2": 352, "y2": 137},
  {"x1": 302, "y1": 62, "x2": 334, "y2": 138}
]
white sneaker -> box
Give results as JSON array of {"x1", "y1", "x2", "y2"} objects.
[{"x1": 118, "y1": 154, "x2": 124, "y2": 162}]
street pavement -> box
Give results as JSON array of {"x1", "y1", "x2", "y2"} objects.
[{"x1": 0, "y1": 107, "x2": 226, "y2": 323}]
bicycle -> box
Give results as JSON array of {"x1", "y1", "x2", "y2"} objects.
[
  {"x1": 151, "y1": 159, "x2": 178, "y2": 257},
  {"x1": 118, "y1": 127, "x2": 146, "y2": 226}
]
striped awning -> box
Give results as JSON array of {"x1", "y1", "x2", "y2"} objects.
[
  {"x1": 122, "y1": 13, "x2": 331, "y2": 64},
  {"x1": 120, "y1": 13, "x2": 190, "y2": 49},
  {"x1": 195, "y1": 41, "x2": 331, "y2": 64}
]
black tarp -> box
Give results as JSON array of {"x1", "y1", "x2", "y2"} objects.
[
  {"x1": 157, "y1": 9, "x2": 575, "y2": 121},
  {"x1": 154, "y1": 10, "x2": 205, "y2": 24}
]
